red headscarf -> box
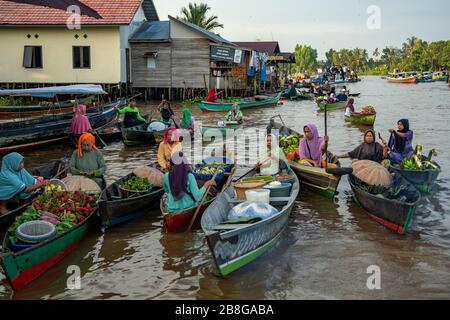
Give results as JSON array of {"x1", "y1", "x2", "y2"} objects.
[
  {"x1": 78, "y1": 133, "x2": 98, "y2": 158},
  {"x1": 163, "y1": 128, "x2": 178, "y2": 145}
]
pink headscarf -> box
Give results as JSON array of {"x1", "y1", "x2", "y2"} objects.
[
  {"x1": 300, "y1": 123, "x2": 325, "y2": 167},
  {"x1": 71, "y1": 105, "x2": 92, "y2": 135},
  {"x1": 163, "y1": 127, "x2": 178, "y2": 144}
]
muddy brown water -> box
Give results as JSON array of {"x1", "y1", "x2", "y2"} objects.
[{"x1": 1, "y1": 76, "x2": 449, "y2": 300}]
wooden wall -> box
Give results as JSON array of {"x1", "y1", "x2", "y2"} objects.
[
  {"x1": 130, "y1": 42, "x2": 171, "y2": 88},
  {"x1": 130, "y1": 38, "x2": 210, "y2": 89}
]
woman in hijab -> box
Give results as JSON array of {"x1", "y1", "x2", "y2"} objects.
[
  {"x1": 117, "y1": 99, "x2": 146, "y2": 128},
  {"x1": 256, "y1": 133, "x2": 292, "y2": 175},
  {"x1": 163, "y1": 152, "x2": 216, "y2": 213},
  {"x1": 226, "y1": 103, "x2": 244, "y2": 124},
  {"x1": 157, "y1": 128, "x2": 182, "y2": 171},
  {"x1": 387, "y1": 119, "x2": 414, "y2": 164},
  {"x1": 71, "y1": 104, "x2": 92, "y2": 135},
  {"x1": 0, "y1": 153, "x2": 49, "y2": 214},
  {"x1": 344, "y1": 98, "x2": 356, "y2": 117},
  {"x1": 180, "y1": 108, "x2": 196, "y2": 136},
  {"x1": 299, "y1": 123, "x2": 329, "y2": 168},
  {"x1": 70, "y1": 133, "x2": 107, "y2": 188},
  {"x1": 337, "y1": 130, "x2": 388, "y2": 163}
]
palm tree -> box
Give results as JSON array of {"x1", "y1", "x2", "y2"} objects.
[
  {"x1": 373, "y1": 48, "x2": 380, "y2": 59},
  {"x1": 178, "y1": 2, "x2": 224, "y2": 31}
]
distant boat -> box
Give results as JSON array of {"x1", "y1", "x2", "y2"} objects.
[
  {"x1": 197, "y1": 94, "x2": 281, "y2": 113},
  {"x1": 386, "y1": 72, "x2": 418, "y2": 84},
  {"x1": 432, "y1": 71, "x2": 449, "y2": 81}
]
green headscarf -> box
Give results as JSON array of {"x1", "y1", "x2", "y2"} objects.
[{"x1": 181, "y1": 108, "x2": 192, "y2": 129}]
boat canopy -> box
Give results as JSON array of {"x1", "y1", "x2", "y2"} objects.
[{"x1": 0, "y1": 84, "x2": 107, "y2": 97}]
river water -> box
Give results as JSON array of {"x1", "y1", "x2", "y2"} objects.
[{"x1": 1, "y1": 76, "x2": 449, "y2": 300}]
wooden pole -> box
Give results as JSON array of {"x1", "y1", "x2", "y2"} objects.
[{"x1": 324, "y1": 104, "x2": 328, "y2": 169}]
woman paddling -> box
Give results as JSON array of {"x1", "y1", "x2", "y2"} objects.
[
  {"x1": 163, "y1": 152, "x2": 216, "y2": 213},
  {"x1": 299, "y1": 123, "x2": 329, "y2": 168},
  {"x1": 256, "y1": 134, "x2": 292, "y2": 175},
  {"x1": 337, "y1": 130, "x2": 388, "y2": 163},
  {"x1": 117, "y1": 99, "x2": 146, "y2": 128},
  {"x1": 69, "y1": 133, "x2": 107, "y2": 189},
  {"x1": 0, "y1": 153, "x2": 49, "y2": 214},
  {"x1": 387, "y1": 119, "x2": 414, "y2": 164},
  {"x1": 179, "y1": 108, "x2": 196, "y2": 136},
  {"x1": 226, "y1": 103, "x2": 244, "y2": 124}
]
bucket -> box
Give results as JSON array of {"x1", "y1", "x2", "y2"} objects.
[
  {"x1": 234, "y1": 181, "x2": 266, "y2": 200},
  {"x1": 264, "y1": 183, "x2": 292, "y2": 206},
  {"x1": 245, "y1": 189, "x2": 271, "y2": 204}
]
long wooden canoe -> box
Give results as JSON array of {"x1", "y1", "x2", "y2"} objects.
[
  {"x1": 201, "y1": 122, "x2": 243, "y2": 135},
  {"x1": 386, "y1": 76, "x2": 417, "y2": 84},
  {"x1": 268, "y1": 120, "x2": 341, "y2": 199},
  {"x1": 0, "y1": 96, "x2": 94, "y2": 119},
  {"x1": 0, "y1": 104, "x2": 119, "y2": 154},
  {"x1": 161, "y1": 167, "x2": 236, "y2": 233},
  {"x1": 344, "y1": 113, "x2": 376, "y2": 126},
  {"x1": 98, "y1": 173, "x2": 164, "y2": 229},
  {"x1": 201, "y1": 170, "x2": 300, "y2": 277},
  {"x1": 348, "y1": 174, "x2": 421, "y2": 235},
  {"x1": 0, "y1": 159, "x2": 67, "y2": 231},
  {"x1": 197, "y1": 94, "x2": 281, "y2": 113},
  {"x1": 317, "y1": 100, "x2": 347, "y2": 112},
  {"x1": 0, "y1": 208, "x2": 96, "y2": 291},
  {"x1": 121, "y1": 121, "x2": 166, "y2": 147},
  {"x1": 390, "y1": 161, "x2": 441, "y2": 194}
]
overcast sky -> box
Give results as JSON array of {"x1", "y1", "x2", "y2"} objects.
[{"x1": 154, "y1": 0, "x2": 450, "y2": 59}]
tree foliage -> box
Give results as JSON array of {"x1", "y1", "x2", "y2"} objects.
[
  {"x1": 178, "y1": 2, "x2": 224, "y2": 31},
  {"x1": 294, "y1": 44, "x2": 318, "y2": 72}
]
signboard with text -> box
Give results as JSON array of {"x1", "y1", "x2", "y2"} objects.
[{"x1": 211, "y1": 46, "x2": 243, "y2": 64}]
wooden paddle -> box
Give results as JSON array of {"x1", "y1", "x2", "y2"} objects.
[
  {"x1": 186, "y1": 170, "x2": 220, "y2": 232},
  {"x1": 326, "y1": 167, "x2": 353, "y2": 177},
  {"x1": 324, "y1": 104, "x2": 328, "y2": 169}
]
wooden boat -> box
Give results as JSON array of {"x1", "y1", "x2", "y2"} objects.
[
  {"x1": 0, "y1": 105, "x2": 118, "y2": 155},
  {"x1": 390, "y1": 161, "x2": 441, "y2": 193},
  {"x1": 348, "y1": 93, "x2": 361, "y2": 97},
  {"x1": 197, "y1": 94, "x2": 281, "y2": 113},
  {"x1": 98, "y1": 172, "x2": 164, "y2": 229},
  {"x1": 121, "y1": 122, "x2": 165, "y2": 147},
  {"x1": 386, "y1": 72, "x2": 418, "y2": 84},
  {"x1": 201, "y1": 170, "x2": 300, "y2": 277},
  {"x1": 432, "y1": 71, "x2": 448, "y2": 81},
  {"x1": 268, "y1": 120, "x2": 341, "y2": 199},
  {"x1": 0, "y1": 96, "x2": 94, "y2": 119},
  {"x1": 161, "y1": 167, "x2": 236, "y2": 233},
  {"x1": 0, "y1": 160, "x2": 67, "y2": 231},
  {"x1": 316, "y1": 100, "x2": 347, "y2": 112},
  {"x1": 201, "y1": 121, "x2": 243, "y2": 135},
  {"x1": 344, "y1": 113, "x2": 376, "y2": 126},
  {"x1": 0, "y1": 207, "x2": 96, "y2": 290},
  {"x1": 348, "y1": 174, "x2": 421, "y2": 235},
  {"x1": 69, "y1": 123, "x2": 122, "y2": 147}
]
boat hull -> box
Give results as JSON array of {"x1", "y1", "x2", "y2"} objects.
[
  {"x1": 0, "y1": 105, "x2": 118, "y2": 154},
  {"x1": 317, "y1": 101, "x2": 347, "y2": 111},
  {"x1": 386, "y1": 76, "x2": 417, "y2": 84},
  {"x1": 162, "y1": 198, "x2": 214, "y2": 233},
  {"x1": 391, "y1": 163, "x2": 441, "y2": 193},
  {"x1": 201, "y1": 173, "x2": 300, "y2": 277},
  {"x1": 0, "y1": 210, "x2": 95, "y2": 290},
  {"x1": 98, "y1": 173, "x2": 164, "y2": 229},
  {"x1": 348, "y1": 175, "x2": 421, "y2": 235},
  {"x1": 345, "y1": 114, "x2": 376, "y2": 126},
  {"x1": 197, "y1": 95, "x2": 281, "y2": 113}
]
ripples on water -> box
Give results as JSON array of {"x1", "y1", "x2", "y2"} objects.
[{"x1": 1, "y1": 77, "x2": 450, "y2": 300}]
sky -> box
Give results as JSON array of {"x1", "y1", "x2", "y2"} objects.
[{"x1": 153, "y1": 0, "x2": 450, "y2": 59}]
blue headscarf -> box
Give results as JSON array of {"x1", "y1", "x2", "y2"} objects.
[{"x1": 0, "y1": 153, "x2": 36, "y2": 200}]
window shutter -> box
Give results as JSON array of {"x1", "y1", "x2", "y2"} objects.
[{"x1": 23, "y1": 46, "x2": 33, "y2": 68}]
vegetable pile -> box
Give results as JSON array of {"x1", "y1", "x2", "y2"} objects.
[
  {"x1": 120, "y1": 176, "x2": 152, "y2": 192},
  {"x1": 194, "y1": 166, "x2": 224, "y2": 175},
  {"x1": 361, "y1": 106, "x2": 376, "y2": 115},
  {"x1": 279, "y1": 135, "x2": 301, "y2": 161},
  {"x1": 401, "y1": 145, "x2": 439, "y2": 171},
  {"x1": 8, "y1": 191, "x2": 99, "y2": 245}
]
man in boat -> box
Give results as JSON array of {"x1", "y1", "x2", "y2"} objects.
[
  {"x1": 116, "y1": 99, "x2": 147, "y2": 129},
  {"x1": 0, "y1": 153, "x2": 49, "y2": 214},
  {"x1": 158, "y1": 99, "x2": 175, "y2": 126},
  {"x1": 69, "y1": 133, "x2": 107, "y2": 189},
  {"x1": 157, "y1": 128, "x2": 183, "y2": 172},
  {"x1": 337, "y1": 130, "x2": 388, "y2": 163},
  {"x1": 163, "y1": 152, "x2": 216, "y2": 213},
  {"x1": 226, "y1": 103, "x2": 244, "y2": 124},
  {"x1": 299, "y1": 123, "x2": 329, "y2": 168},
  {"x1": 256, "y1": 134, "x2": 292, "y2": 175},
  {"x1": 387, "y1": 119, "x2": 414, "y2": 164}
]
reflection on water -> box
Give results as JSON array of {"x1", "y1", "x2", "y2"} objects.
[{"x1": 1, "y1": 77, "x2": 450, "y2": 299}]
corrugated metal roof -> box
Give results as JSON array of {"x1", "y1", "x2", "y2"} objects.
[
  {"x1": 129, "y1": 21, "x2": 169, "y2": 41},
  {"x1": 169, "y1": 16, "x2": 235, "y2": 47},
  {"x1": 233, "y1": 41, "x2": 281, "y2": 54}
]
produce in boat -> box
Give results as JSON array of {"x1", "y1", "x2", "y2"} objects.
[{"x1": 401, "y1": 145, "x2": 439, "y2": 171}]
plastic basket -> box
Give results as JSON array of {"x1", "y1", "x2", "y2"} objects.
[
  {"x1": 234, "y1": 181, "x2": 266, "y2": 200},
  {"x1": 192, "y1": 166, "x2": 225, "y2": 184},
  {"x1": 16, "y1": 221, "x2": 56, "y2": 244},
  {"x1": 202, "y1": 157, "x2": 234, "y2": 173}
]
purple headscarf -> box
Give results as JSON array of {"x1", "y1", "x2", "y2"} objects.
[
  {"x1": 300, "y1": 123, "x2": 325, "y2": 167},
  {"x1": 168, "y1": 152, "x2": 191, "y2": 199}
]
